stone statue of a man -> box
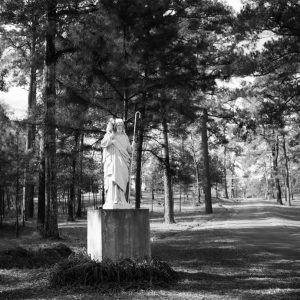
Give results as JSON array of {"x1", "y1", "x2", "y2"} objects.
[{"x1": 101, "y1": 118, "x2": 132, "y2": 209}]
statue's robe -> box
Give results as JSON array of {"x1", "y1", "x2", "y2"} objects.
[{"x1": 101, "y1": 132, "x2": 131, "y2": 206}]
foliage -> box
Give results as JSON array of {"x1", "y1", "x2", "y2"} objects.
[
  {"x1": 0, "y1": 105, "x2": 27, "y2": 199},
  {"x1": 0, "y1": 243, "x2": 72, "y2": 269},
  {"x1": 49, "y1": 253, "x2": 177, "y2": 287}
]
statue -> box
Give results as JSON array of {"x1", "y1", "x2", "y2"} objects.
[{"x1": 101, "y1": 118, "x2": 132, "y2": 209}]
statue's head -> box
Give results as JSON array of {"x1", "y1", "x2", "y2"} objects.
[{"x1": 115, "y1": 118, "x2": 125, "y2": 133}]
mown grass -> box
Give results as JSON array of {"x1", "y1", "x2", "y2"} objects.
[{"x1": 1, "y1": 197, "x2": 300, "y2": 299}]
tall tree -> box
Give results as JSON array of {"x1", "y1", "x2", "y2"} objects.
[
  {"x1": 161, "y1": 109, "x2": 175, "y2": 223},
  {"x1": 25, "y1": 1, "x2": 40, "y2": 219},
  {"x1": 201, "y1": 108, "x2": 212, "y2": 213},
  {"x1": 43, "y1": 0, "x2": 59, "y2": 237},
  {"x1": 0, "y1": 0, "x2": 45, "y2": 220}
]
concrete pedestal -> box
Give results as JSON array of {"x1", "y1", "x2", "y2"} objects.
[{"x1": 87, "y1": 209, "x2": 151, "y2": 262}]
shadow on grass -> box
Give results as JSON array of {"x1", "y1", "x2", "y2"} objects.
[
  {"x1": 1, "y1": 241, "x2": 300, "y2": 299},
  {"x1": 0, "y1": 243, "x2": 72, "y2": 269},
  {"x1": 0, "y1": 286, "x2": 85, "y2": 300},
  {"x1": 1, "y1": 277, "x2": 300, "y2": 300},
  {"x1": 150, "y1": 224, "x2": 300, "y2": 298},
  {"x1": 152, "y1": 226, "x2": 300, "y2": 267},
  {"x1": 0, "y1": 273, "x2": 22, "y2": 285},
  {"x1": 152, "y1": 243, "x2": 249, "y2": 269},
  {"x1": 170, "y1": 270, "x2": 300, "y2": 299}
]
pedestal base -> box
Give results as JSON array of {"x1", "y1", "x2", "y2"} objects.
[{"x1": 87, "y1": 209, "x2": 151, "y2": 262}]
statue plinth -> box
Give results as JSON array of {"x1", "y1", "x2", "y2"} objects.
[{"x1": 87, "y1": 209, "x2": 151, "y2": 262}]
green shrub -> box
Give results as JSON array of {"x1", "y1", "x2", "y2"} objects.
[{"x1": 49, "y1": 253, "x2": 177, "y2": 288}]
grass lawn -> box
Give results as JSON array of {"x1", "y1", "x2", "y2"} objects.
[{"x1": 1, "y1": 195, "x2": 300, "y2": 299}]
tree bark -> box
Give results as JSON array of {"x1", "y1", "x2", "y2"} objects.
[
  {"x1": 0, "y1": 187, "x2": 4, "y2": 226},
  {"x1": 135, "y1": 109, "x2": 144, "y2": 209},
  {"x1": 0, "y1": 188, "x2": 3, "y2": 218},
  {"x1": 264, "y1": 160, "x2": 270, "y2": 199},
  {"x1": 68, "y1": 131, "x2": 79, "y2": 221},
  {"x1": 190, "y1": 133, "x2": 201, "y2": 203},
  {"x1": 224, "y1": 146, "x2": 229, "y2": 199},
  {"x1": 15, "y1": 131, "x2": 20, "y2": 237},
  {"x1": 37, "y1": 133, "x2": 45, "y2": 231},
  {"x1": 201, "y1": 109, "x2": 212, "y2": 214},
  {"x1": 76, "y1": 133, "x2": 84, "y2": 217},
  {"x1": 44, "y1": 0, "x2": 59, "y2": 238},
  {"x1": 122, "y1": 25, "x2": 129, "y2": 126},
  {"x1": 230, "y1": 166, "x2": 235, "y2": 199},
  {"x1": 25, "y1": 12, "x2": 38, "y2": 219},
  {"x1": 162, "y1": 116, "x2": 175, "y2": 223},
  {"x1": 272, "y1": 133, "x2": 282, "y2": 205},
  {"x1": 282, "y1": 134, "x2": 291, "y2": 206}
]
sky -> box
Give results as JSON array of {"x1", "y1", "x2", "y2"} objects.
[
  {"x1": 0, "y1": 87, "x2": 28, "y2": 119},
  {"x1": 226, "y1": 0, "x2": 243, "y2": 11},
  {"x1": 0, "y1": 0, "x2": 243, "y2": 120}
]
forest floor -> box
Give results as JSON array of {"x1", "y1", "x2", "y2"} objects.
[{"x1": 1, "y1": 195, "x2": 300, "y2": 299}]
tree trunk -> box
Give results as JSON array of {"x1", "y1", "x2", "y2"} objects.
[
  {"x1": 16, "y1": 131, "x2": 20, "y2": 237},
  {"x1": 68, "y1": 183, "x2": 75, "y2": 221},
  {"x1": 282, "y1": 134, "x2": 291, "y2": 206},
  {"x1": 162, "y1": 117, "x2": 175, "y2": 223},
  {"x1": 272, "y1": 133, "x2": 282, "y2": 205},
  {"x1": 25, "y1": 14, "x2": 38, "y2": 219},
  {"x1": 190, "y1": 133, "x2": 201, "y2": 203},
  {"x1": 179, "y1": 184, "x2": 182, "y2": 209},
  {"x1": 290, "y1": 178, "x2": 294, "y2": 200},
  {"x1": 102, "y1": 185, "x2": 105, "y2": 206},
  {"x1": 68, "y1": 131, "x2": 79, "y2": 221},
  {"x1": 0, "y1": 187, "x2": 4, "y2": 226},
  {"x1": 224, "y1": 146, "x2": 229, "y2": 199},
  {"x1": 151, "y1": 187, "x2": 154, "y2": 212},
  {"x1": 201, "y1": 109, "x2": 212, "y2": 214},
  {"x1": 230, "y1": 166, "x2": 235, "y2": 199},
  {"x1": 37, "y1": 134, "x2": 45, "y2": 231},
  {"x1": 264, "y1": 160, "x2": 269, "y2": 199},
  {"x1": 25, "y1": 184, "x2": 34, "y2": 219},
  {"x1": 76, "y1": 133, "x2": 84, "y2": 217},
  {"x1": 44, "y1": 0, "x2": 59, "y2": 238},
  {"x1": 195, "y1": 165, "x2": 201, "y2": 203},
  {"x1": 122, "y1": 25, "x2": 129, "y2": 126},
  {"x1": 135, "y1": 110, "x2": 144, "y2": 209}
]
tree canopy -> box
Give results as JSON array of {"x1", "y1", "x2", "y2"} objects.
[{"x1": 0, "y1": 0, "x2": 299, "y2": 234}]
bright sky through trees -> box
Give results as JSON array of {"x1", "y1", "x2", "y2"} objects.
[
  {"x1": 226, "y1": 0, "x2": 243, "y2": 11},
  {"x1": 0, "y1": 0, "x2": 242, "y2": 119},
  {"x1": 0, "y1": 87, "x2": 28, "y2": 119}
]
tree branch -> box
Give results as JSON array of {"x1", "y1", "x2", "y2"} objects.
[
  {"x1": 94, "y1": 68, "x2": 124, "y2": 100},
  {"x1": 57, "y1": 4, "x2": 99, "y2": 17},
  {"x1": 55, "y1": 47, "x2": 77, "y2": 60},
  {"x1": 143, "y1": 149, "x2": 165, "y2": 164}
]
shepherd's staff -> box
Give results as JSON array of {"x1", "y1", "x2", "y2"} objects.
[{"x1": 128, "y1": 111, "x2": 141, "y2": 204}]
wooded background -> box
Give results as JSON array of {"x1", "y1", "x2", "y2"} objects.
[{"x1": 0, "y1": 0, "x2": 299, "y2": 237}]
